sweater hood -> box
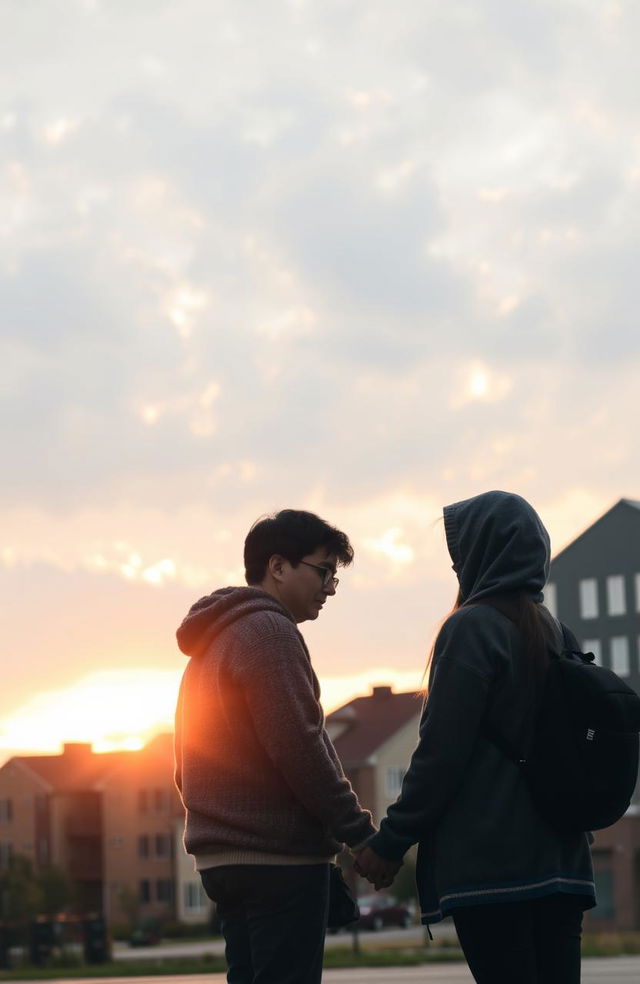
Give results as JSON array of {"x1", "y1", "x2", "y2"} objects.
[
  {"x1": 443, "y1": 490, "x2": 550, "y2": 604},
  {"x1": 176, "y1": 586, "x2": 295, "y2": 658}
]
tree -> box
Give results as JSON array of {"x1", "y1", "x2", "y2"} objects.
[
  {"x1": 117, "y1": 885, "x2": 141, "y2": 931},
  {"x1": 37, "y1": 865, "x2": 73, "y2": 917},
  {"x1": 0, "y1": 855, "x2": 42, "y2": 922},
  {"x1": 391, "y1": 857, "x2": 418, "y2": 906}
]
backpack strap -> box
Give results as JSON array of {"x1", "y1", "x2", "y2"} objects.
[{"x1": 556, "y1": 621, "x2": 595, "y2": 664}]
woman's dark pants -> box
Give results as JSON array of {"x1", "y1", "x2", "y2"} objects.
[
  {"x1": 452, "y1": 893, "x2": 584, "y2": 984},
  {"x1": 200, "y1": 863, "x2": 330, "y2": 984}
]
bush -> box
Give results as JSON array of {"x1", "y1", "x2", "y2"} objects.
[{"x1": 160, "y1": 921, "x2": 211, "y2": 939}]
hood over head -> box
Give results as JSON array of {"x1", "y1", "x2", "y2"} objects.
[
  {"x1": 176, "y1": 586, "x2": 295, "y2": 659},
  {"x1": 443, "y1": 490, "x2": 550, "y2": 604}
]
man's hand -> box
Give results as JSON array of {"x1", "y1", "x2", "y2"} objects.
[{"x1": 353, "y1": 845, "x2": 401, "y2": 890}]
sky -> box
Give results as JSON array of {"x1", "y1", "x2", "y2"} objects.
[{"x1": 2, "y1": 0, "x2": 639, "y2": 762}]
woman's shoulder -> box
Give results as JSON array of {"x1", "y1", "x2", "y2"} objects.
[
  {"x1": 434, "y1": 603, "x2": 514, "y2": 674},
  {"x1": 441, "y1": 601, "x2": 513, "y2": 636}
]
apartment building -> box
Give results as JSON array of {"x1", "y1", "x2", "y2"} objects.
[
  {"x1": 0, "y1": 737, "x2": 205, "y2": 925},
  {"x1": 0, "y1": 742, "x2": 129, "y2": 912},
  {"x1": 326, "y1": 685, "x2": 422, "y2": 825},
  {"x1": 546, "y1": 497, "x2": 640, "y2": 930},
  {"x1": 99, "y1": 733, "x2": 186, "y2": 924}
]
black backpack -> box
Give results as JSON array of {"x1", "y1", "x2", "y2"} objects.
[{"x1": 485, "y1": 618, "x2": 640, "y2": 833}]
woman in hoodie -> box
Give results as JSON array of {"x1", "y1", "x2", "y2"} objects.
[{"x1": 355, "y1": 491, "x2": 595, "y2": 984}]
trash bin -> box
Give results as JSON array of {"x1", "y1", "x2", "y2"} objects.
[
  {"x1": 0, "y1": 924, "x2": 11, "y2": 970},
  {"x1": 29, "y1": 919, "x2": 54, "y2": 966},
  {"x1": 83, "y1": 915, "x2": 110, "y2": 964}
]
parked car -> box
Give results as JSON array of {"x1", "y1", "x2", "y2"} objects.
[
  {"x1": 355, "y1": 895, "x2": 412, "y2": 931},
  {"x1": 129, "y1": 917, "x2": 161, "y2": 947}
]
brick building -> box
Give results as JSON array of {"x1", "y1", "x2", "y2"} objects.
[
  {"x1": 0, "y1": 736, "x2": 205, "y2": 925},
  {"x1": 0, "y1": 742, "x2": 129, "y2": 912}
]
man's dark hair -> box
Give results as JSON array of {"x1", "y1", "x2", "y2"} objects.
[{"x1": 244, "y1": 509, "x2": 354, "y2": 585}]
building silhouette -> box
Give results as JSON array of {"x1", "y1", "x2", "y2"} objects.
[{"x1": 546, "y1": 497, "x2": 640, "y2": 929}]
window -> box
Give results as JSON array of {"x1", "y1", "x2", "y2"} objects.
[
  {"x1": 610, "y1": 637, "x2": 630, "y2": 677},
  {"x1": 0, "y1": 843, "x2": 13, "y2": 867},
  {"x1": 139, "y1": 879, "x2": 151, "y2": 903},
  {"x1": 591, "y1": 851, "x2": 615, "y2": 920},
  {"x1": 155, "y1": 834, "x2": 171, "y2": 858},
  {"x1": 385, "y1": 767, "x2": 406, "y2": 798},
  {"x1": 156, "y1": 879, "x2": 174, "y2": 904},
  {"x1": 153, "y1": 788, "x2": 168, "y2": 813},
  {"x1": 606, "y1": 576, "x2": 626, "y2": 616},
  {"x1": 0, "y1": 800, "x2": 12, "y2": 824},
  {"x1": 636, "y1": 574, "x2": 640, "y2": 612},
  {"x1": 138, "y1": 834, "x2": 149, "y2": 860},
  {"x1": 137, "y1": 790, "x2": 148, "y2": 814},
  {"x1": 544, "y1": 583, "x2": 557, "y2": 617},
  {"x1": 582, "y1": 640, "x2": 602, "y2": 667},
  {"x1": 184, "y1": 882, "x2": 207, "y2": 911},
  {"x1": 579, "y1": 579, "x2": 598, "y2": 619}
]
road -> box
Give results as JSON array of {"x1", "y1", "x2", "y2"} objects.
[{"x1": 12, "y1": 956, "x2": 640, "y2": 983}]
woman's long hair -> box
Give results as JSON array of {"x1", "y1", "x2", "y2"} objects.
[{"x1": 421, "y1": 589, "x2": 552, "y2": 698}]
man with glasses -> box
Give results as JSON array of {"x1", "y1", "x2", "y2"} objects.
[{"x1": 174, "y1": 509, "x2": 375, "y2": 984}]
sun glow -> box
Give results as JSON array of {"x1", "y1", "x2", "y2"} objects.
[
  {"x1": 320, "y1": 668, "x2": 423, "y2": 713},
  {"x1": 0, "y1": 664, "x2": 424, "y2": 763},
  {"x1": 0, "y1": 669, "x2": 181, "y2": 758}
]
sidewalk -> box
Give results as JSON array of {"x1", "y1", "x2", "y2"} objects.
[{"x1": 9, "y1": 955, "x2": 640, "y2": 984}]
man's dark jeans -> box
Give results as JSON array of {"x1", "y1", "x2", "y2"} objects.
[
  {"x1": 200, "y1": 863, "x2": 330, "y2": 984},
  {"x1": 452, "y1": 893, "x2": 584, "y2": 984}
]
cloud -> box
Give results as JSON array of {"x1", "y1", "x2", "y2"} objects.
[{"x1": 2, "y1": 0, "x2": 640, "y2": 759}]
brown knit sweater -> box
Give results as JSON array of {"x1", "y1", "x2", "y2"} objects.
[{"x1": 174, "y1": 587, "x2": 375, "y2": 867}]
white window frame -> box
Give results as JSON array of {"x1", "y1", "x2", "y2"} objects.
[
  {"x1": 184, "y1": 881, "x2": 207, "y2": 912},
  {"x1": 582, "y1": 639, "x2": 602, "y2": 667},
  {"x1": 579, "y1": 578, "x2": 599, "y2": 619},
  {"x1": 544, "y1": 582, "x2": 557, "y2": 617},
  {"x1": 610, "y1": 637, "x2": 630, "y2": 677},
  {"x1": 385, "y1": 767, "x2": 406, "y2": 798},
  {"x1": 606, "y1": 576, "x2": 626, "y2": 616}
]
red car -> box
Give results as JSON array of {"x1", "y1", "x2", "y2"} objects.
[{"x1": 355, "y1": 895, "x2": 412, "y2": 931}]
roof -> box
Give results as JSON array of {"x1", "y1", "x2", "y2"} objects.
[
  {"x1": 552, "y1": 497, "x2": 640, "y2": 563},
  {"x1": 327, "y1": 686, "x2": 421, "y2": 766},
  {"x1": 622, "y1": 498, "x2": 640, "y2": 510},
  {"x1": 9, "y1": 743, "x2": 148, "y2": 793}
]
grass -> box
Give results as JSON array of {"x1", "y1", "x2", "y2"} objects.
[
  {"x1": 582, "y1": 932, "x2": 640, "y2": 956},
  {"x1": 0, "y1": 954, "x2": 228, "y2": 980}
]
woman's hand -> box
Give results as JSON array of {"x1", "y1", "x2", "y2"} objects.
[{"x1": 353, "y1": 845, "x2": 401, "y2": 890}]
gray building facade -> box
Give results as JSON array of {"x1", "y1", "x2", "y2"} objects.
[{"x1": 546, "y1": 498, "x2": 640, "y2": 929}]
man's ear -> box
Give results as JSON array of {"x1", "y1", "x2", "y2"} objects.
[{"x1": 267, "y1": 554, "x2": 287, "y2": 582}]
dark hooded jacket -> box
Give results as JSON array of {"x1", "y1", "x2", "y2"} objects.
[
  {"x1": 368, "y1": 491, "x2": 595, "y2": 923},
  {"x1": 174, "y1": 586, "x2": 375, "y2": 866}
]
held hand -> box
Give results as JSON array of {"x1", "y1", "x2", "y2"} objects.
[{"x1": 353, "y1": 845, "x2": 401, "y2": 891}]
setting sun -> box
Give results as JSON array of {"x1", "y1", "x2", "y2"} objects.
[
  {"x1": 0, "y1": 669, "x2": 181, "y2": 757},
  {"x1": 0, "y1": 666, "x2": 424, "y2": 762}
]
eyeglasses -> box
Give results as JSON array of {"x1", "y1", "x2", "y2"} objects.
[{"x1": 299, "y1": 561, "x2": 339, "y2": 589}]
